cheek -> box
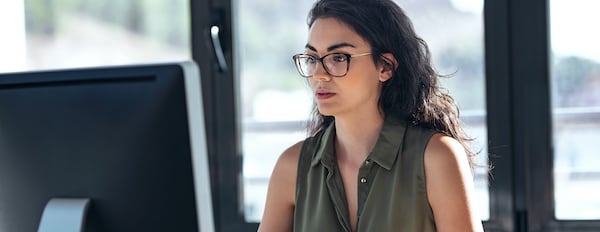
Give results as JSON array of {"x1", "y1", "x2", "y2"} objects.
[
  {"x1": 351, "y1": 66, "x2": 383, "y2": 87},
  {"x1": 352, "y1": 60, "x2": 380, "y2": 79},
  {"x1": 308, "y1": 79, "x2": 318, "y2": 90},
  {"x1": 339, "y1": 76, "x2": 380, "y2": 100},
  {"x1": 353, "y1": 73, "x2": 385, "y2": 98}
]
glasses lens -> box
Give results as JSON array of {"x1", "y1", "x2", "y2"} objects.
[
  {"x1": 294, "y1": 55, "x2": 315, "y2": 77},
  {"x1": 293, "y1": 53, "x2": 350, "y2": 77},
  {"x1": 323, "y1": 53, "x2": 349, "y2": 77}
]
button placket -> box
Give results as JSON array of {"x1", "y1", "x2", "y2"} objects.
[
  {"x1": 357, "y1": 158, "x2": 376, "y2": 223},
  {"x1": 360, "y1": 159, "x2": 371, "y2": 184}
]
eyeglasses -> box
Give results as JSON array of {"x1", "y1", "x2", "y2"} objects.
[{"x1": 292, "y1": 52, "x2": 372, "y2": 78}]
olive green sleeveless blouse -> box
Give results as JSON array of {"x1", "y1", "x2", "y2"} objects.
[{"x1": 294, "y1": 117, "x2": 437, "y2": 232}]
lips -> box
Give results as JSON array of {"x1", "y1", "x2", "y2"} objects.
[{"x1": 315, "y1": 89, "x2": 335, "y2": 100}]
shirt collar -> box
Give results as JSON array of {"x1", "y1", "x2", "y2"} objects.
[
  {"x1": 311, "y1": 122, "x2": 336, "y2": 167},
  {"x1": 368, "y1": 117, "x2": 407, "y2": 170},
  {"x1": 310, "y1": 117, "x2": 408, "y2": 170}
]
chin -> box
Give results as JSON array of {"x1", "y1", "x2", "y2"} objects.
[
  {"x1": 317, "y1": 107, "x2": 335, "y2": 116},
  {"x1": 317, "y1": 106, "x2": 338, "y2": 117},
  {"x1": 319, "y1": 112, "x2": 335, "y2": 117}
]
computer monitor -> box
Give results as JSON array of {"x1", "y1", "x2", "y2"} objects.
[{"x1": 0, "y1": 61, "x2": 215, "y2": 232}]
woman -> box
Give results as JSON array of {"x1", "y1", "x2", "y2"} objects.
[{"x1": 258, "y1": 0, "x2": 484, "y2": 231}]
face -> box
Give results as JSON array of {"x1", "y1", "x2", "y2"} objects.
[{"x1": 305, "y1": 17, "x2": 391, "y2": 118}]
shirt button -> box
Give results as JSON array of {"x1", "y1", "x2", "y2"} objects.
[
  {"x1": 365, "y1": 160, "x2": 370, "y2": 165},
  {"x1": 360, "y1": 177, "x2": 367, "y2": 183}
]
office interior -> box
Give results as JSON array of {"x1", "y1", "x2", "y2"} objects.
[{"x1": 1, "y1": 0, "x2": 599, "y2": 231}]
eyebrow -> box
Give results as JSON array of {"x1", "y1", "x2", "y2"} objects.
[{"x1": 305, "y1": 42, "x2": 356, "y2": 52}]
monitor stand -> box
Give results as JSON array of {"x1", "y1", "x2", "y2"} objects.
[{"x1": 37, "y1": 198, "x2": 91, "y2": 232}]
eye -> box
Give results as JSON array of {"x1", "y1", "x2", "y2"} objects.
[
  {"x1": 331, "y1": 54, "x2": 348, "y2": 62},
  {"x1": 305, "y1": 55, "x2": 318, "y2": 64}
]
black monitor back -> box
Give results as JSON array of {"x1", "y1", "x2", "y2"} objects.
[{"x1": 0, "y1": 62, "x2": 214, "y2": 232}]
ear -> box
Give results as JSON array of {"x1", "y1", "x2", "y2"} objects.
[{"x1": 378, "y1": 53, "x2": 398, "y2": 82}]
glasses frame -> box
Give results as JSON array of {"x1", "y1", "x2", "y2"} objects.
[{"x1": 292, "y1": 52, "x2": 372, "y2": 78}]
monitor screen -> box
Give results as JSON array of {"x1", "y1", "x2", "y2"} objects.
[{"x1": 0, "y1": 61, "x2": 215, "y2": 232}]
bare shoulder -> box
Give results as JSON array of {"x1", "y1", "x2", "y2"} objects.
[
  {"x1": 424, "y1": 133, "x2": 484, "y2": 232},
  {"x1": 257, "y1": 141, "x2": 304, "y2": 232},
  {"x1": 423, "y1": 133, "x2": 472, "y2": 203},
  {"x1": 424, "y1": 133, "x2": 469, "y2": 169},
  {"x1": 276, "y1": 140, "x2": 304, "y2": 172},
  {"x1": 269, "y1": 140, "x2": 304, "y2": 203}
]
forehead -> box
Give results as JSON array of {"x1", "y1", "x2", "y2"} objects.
[{"x1": 307, "y1": 17, "x2": 370, "y2": 52}]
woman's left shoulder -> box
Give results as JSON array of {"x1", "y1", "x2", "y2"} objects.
[
  {"x1": 423, "y1": 133, "x2": 472, "y2": 182},
  {"x1": 423, "y1": 133, "x2": 484, "y2": 231},
  {"x1": 423, "y1": 133, "x2": 474, "y2": 202},
  {"x1": 423, "y1": 133, "x2": 468, "y2": 165}
]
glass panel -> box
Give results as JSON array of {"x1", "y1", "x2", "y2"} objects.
[
  {"x1": 236, "y1": 0, "x2": 489, "y2": 222},
  {"x1": 0, "y1": 1, "x2": 27, "y2": 72},
  {"x1": 399, "y1": 0, "x2": 488, "y2": 220},
  {"x1": 550, "y1": 0, "x2": 600, "y2": 220},
  {"x1": 0, "y1": 0, "x2": 190, "y2": 73},
  {"x1": 235, "y1": 0, "x2": 314, "y2": 222}
]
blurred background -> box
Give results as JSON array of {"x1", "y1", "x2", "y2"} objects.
[{"x1": 1, "y1": 0, "x2": 599, "y2": 230}]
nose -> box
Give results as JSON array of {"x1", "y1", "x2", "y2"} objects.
[{"x1": 312, "y1": 62, "x2": 332, "y2": 81}]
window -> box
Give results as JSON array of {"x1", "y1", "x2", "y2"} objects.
[
  {"x1": 550, "y1": 0, "x2": 600, "y2": 220},
  {"x1": 0, "y1": 0, "x2": 190, "y2": 73},
  {"x1": 400, "y1": 0, "x2": 488, "y2": 220},
  {"x1": 235, "y1": 0, "x2": 314, "y2": 221}
]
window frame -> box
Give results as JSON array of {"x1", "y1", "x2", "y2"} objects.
[
  {"x1": 483, "y1": 0, "x2": 514, "y2": 230},
  {"x1": 191, "y1": 0, "x2": 259, "y2": 231}
]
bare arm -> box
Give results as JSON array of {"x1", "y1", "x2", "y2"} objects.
[
  {"x1": 425, "y1": 133, "x2": 484, "y2": 232},
  {"x1": 257, "y1": 141, "x2": 303, "y2": 232}
]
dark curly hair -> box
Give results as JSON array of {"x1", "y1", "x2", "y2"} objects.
[{"x1": 305, "y1": 0, "x2": 477, "y2": 168}]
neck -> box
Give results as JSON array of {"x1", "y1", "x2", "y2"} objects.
[{"x1": 334, "y1": 110, "x2": 385, "y2": 166}]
